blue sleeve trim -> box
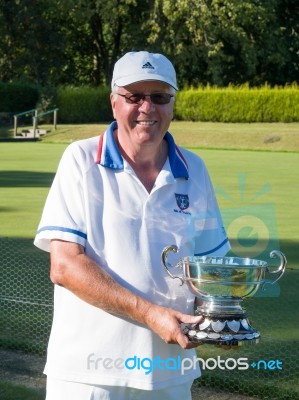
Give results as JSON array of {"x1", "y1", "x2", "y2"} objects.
[
  {"x1": 37, "y1": 226, "x2": 87, "y2": 240},
  {"x1": 194, "y1": 237, "x2": 229, "y2": 256}
]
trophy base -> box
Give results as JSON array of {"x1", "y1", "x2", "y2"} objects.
[{"x1": 183, "y1": 314, "x2": 260, "y2": 346}]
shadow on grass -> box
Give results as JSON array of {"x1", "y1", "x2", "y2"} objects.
[
  {"x1": 196, "y1": 366, "x2": 299, "y2": 400},
  {"x1": 0, "y1": 237, "x2": 53, "y2": 354},
  {"x1": 0, "y1": 171, "x2": 55, "y2": 187},
  {"x1": 0, "y1": 381, "x2": 45, "y2": 400}
]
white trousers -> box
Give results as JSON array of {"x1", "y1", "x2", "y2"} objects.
[{"x1": 46, "y1": 378, "x2": 193, "y2": 400}]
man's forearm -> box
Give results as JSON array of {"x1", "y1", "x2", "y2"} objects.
[
  {"x1": 50, "y1": 239, "x2": 154, "y2": 323},
  {"x1": 50, "y1": 239, "x2": 203, "y2": 348}
]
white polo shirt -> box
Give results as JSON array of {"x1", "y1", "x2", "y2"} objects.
[{"x1": 34, "y1": 121, "x2": 230, "y2": 389}]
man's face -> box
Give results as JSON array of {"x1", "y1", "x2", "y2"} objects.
[{"x1": 110, "y1": 81, "x2": 175, "y2": 149}]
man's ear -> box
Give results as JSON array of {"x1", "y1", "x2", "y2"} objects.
[{"x1": 110, "y1": 93, "x2": 117, "y2": 119}]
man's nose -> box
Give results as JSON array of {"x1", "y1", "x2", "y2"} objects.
[{"x1": 139, "y1": 96, "x2": 155, "y2": 111}]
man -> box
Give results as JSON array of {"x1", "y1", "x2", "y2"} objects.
[{"x1": 35, "y1": 51, "x2": 230, "y2": 399}]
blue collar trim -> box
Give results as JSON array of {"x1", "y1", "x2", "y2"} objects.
[{"x1": 97, "y1": 121, "x2": 189, "y2": 179}]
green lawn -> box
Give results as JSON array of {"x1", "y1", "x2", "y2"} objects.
[
  {"x1": 1, "y1": 137, "x2": 298, "y2": 263},
  {"x1": 2, "y1": 121, "x2": 299, "y2": 151},
  {"x1": 0, "y1": 122, "x2": 298, "y2": 399},
  {"x1": 0, "y1": 142, "x2": 66, "y2": 237}
]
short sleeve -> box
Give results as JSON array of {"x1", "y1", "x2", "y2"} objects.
[{"x1": 34, "y1": 143, "x2": 87, "y2": 252}]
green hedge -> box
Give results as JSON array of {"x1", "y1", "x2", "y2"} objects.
[
  {"x1": 1, "y1": 82, "x2": 298, "y2": 123},
  {"x1": 0, "y1": 81, "x2": 39, "y2": 112},
  {"x1": 56, "y1": 86, "x2": 113, "y2": 123},
  {"x1": 54, "y1": 84, "x2": 299, "y2": 123},
  {"x1": 175, "y1": 84, "x2": 299, "y2": 122}
]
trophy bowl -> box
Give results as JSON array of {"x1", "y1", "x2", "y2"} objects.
[{"x1": 162, "y1": 245, "x2": 287, "y2": 346}]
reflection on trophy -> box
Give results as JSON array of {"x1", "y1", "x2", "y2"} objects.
[{"x1": 162, "y1": 245, "x2": 287, "y2": 346}]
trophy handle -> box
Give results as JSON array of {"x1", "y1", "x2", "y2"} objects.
[
  {"x1": 161, "y1": 245, "x2": 184, "y2": 285},
  {"x1": 263, "y1": 250, "x2": 287, "y2": 289}
]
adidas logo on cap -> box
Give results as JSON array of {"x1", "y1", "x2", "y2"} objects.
[
  {"x1": 142, "y1": 62, "x2": 155, "y2": 69},
  {"x1": 111, "y1": 51, "x2": 178, "y2": 90}
]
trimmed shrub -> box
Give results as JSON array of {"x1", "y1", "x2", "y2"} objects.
[
  {"x1": 175, "y1": 84, "x2": 299, "y2": 122},
  {"x1": 49, "y1": 84, "x2": 299, "y2": 123},
  {"x1": 56, "y1": 86, "x2": 113, "y2": 123},
  {"x1": 0, "y1": 81, "x2": 39, "y2": 113}
]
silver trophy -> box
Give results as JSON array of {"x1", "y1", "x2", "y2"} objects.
[{"x1": 162, "y1": 245, "x2": 287, "y2": 345}]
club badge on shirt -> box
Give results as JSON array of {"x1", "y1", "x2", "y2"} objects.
[{"x1": 175, "y1": 193, "x2": 189, "y2": 211}]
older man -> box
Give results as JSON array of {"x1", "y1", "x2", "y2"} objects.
[{"x1": 35, "y1": 51, "x2": 230, "y2": 399}]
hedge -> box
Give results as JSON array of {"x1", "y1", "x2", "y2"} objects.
[
  {"x1": 174, "y1": 84, "x2": 299, "y2": 122},
  {"x1": 1, "y1": 83, "x2": 298, "y2": 124},
  {"x1": 0, "y1": 81, "x2": 39, "y2": 113},
  {"x1": 56, "y1": 86, "x2": 113, "y2": 123},
  {"x1": 51, "y1": 84, "x2": 299, "y2": 123}
]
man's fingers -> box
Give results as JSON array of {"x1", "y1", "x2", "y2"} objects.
[
  {"x1": 179, "y1": 313, "x2": 204, "y2": 325},
  {"x1": 177, "y1": 333, "x2": 190, "y2": 349}
]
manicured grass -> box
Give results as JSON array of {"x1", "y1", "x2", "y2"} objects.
[
  {"x1": 2, "y1": 121, "x2": 299, "y2": 152},
  {"x1": 41, "y1": 121, "x2": 299, "y2": 152},
  {"x1": 197, "y1": 149, "x2": 299, "y2": 266},
  {"x1": 171, "y1": 121, "x2": 299, "y2": 152},
  {"x1": 0, "y1": 142, "x2": 66, "y2": 237},
  {"x1": 1, "y1": 140, "x2": 298, "y2": 264}
]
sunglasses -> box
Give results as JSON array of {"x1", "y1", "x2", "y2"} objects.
[{"x1": 117, "y1": 92, "x2": 174, "y2": 105}]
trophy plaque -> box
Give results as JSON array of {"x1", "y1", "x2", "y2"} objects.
[{"x1": 162, "y1": 245, "x2": 287, "y2": 346}]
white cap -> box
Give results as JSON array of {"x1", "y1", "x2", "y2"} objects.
[{"x1": 111, "y1": 51, "x2": 178, "y2": 90}]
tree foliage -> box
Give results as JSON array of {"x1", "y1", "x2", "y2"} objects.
[
  {"x1": 0, "y1": 0, "x2": 297, "y2": 88},
  {"x1": 147, "y1": 0, "x2": 297, "y2": 86},
  {"x1": 0, "y1": 0, "x2": 67, "y2": 84}
]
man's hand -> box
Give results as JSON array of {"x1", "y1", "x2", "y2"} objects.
[{"x1": 144, "y1": 304, "x2": 204, "y2": 349}]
